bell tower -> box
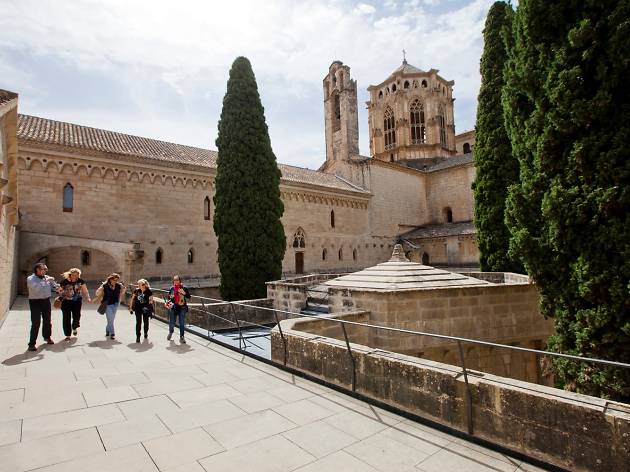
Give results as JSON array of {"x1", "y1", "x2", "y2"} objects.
[{"x1": 323, "y1": 61, "x2": 359, "y2": 164}]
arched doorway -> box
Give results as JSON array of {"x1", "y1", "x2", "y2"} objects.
[
  {"x1": 422, "y1": 252, "x2": 430, "y2": 265},
  {"x1": 295, "y1": 252, "x2": 304, "y2": 274}
]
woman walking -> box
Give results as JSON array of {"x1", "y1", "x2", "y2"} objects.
[
  {"x1": 96, "y1": 273, "x2": 125, "y2": 340},
  {"x1": 129, "y1": 279, "x2": 154, "y2": 343},
  {"x1": 166, "y1": 275, "x2": 190, "y2": 344},
  {"x1": 59, "y1": 268, "x2": 91, "y2": 340}
]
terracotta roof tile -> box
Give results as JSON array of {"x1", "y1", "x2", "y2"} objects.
[
  {"x1": 17, "y1": 114, "x2": 367, "y2": 194},
  {"x1": 400, "y1": 221, "x2": 476, "y2": 239}
]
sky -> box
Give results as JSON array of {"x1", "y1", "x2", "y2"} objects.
[{"x1": 0, "y1": 0, "x2": 495, "y2": 170}]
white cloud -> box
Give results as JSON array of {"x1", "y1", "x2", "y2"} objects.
[{"x1": 0, "y1": 0, "x2": 493, "y2": 168}]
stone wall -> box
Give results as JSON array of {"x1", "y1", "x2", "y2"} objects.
[
  {"x1": 0, "y1": 94, "x2": 19, "y2": 323},
  {"x1": 271, "y1": 320, "x2": 630, "y2": 471},
  {"x1": 266, "y1": 273, "x2": 343, "y2": 312},
  {"x1": 324, "y1": 282, "x2": 553, "y2": 383},
  {"x1": 425, "y1": 163, "x2": 475, "y2": 224}
]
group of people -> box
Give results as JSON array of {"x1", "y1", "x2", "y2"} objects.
[{"x1": 25, "y1": 263, "x2": 191, "y2": 351}]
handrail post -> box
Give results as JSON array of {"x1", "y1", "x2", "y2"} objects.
[
  {"x1": 230, "y1": 303, "x2": 244, "y2": 350},
  {"x1": 340, "y1": 321, "x2": 357, "y2": 391},
  {"x1": 457, "y1": 340, "x2": 474, "y2": 435},
  {"x1": 273, "y1": 309, "x2": 288, "y2": 366}
]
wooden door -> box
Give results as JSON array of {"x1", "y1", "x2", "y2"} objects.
[{"x1": 295, "y1": 252, "x2": 304, "y2": 274}]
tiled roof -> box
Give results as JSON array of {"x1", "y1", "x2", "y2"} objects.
[
  {"x1": 425, "y1": 154, "x2": 473, "y2": 172},
  {"x1": 17, "y1": 114, "x2": 367, "y2": 194},
  {"x1": 0, "y1": 90, "x2": 18, "y2": 107},
  {"x1": 18, "y1": 114, "x2": 216, "y2": 167},
  {"x1": 400, "y1": 221, "x2": 476, "y2": 240},
  {"x1": 391, "y1": 60, "x2": 425, "y2": 75}
]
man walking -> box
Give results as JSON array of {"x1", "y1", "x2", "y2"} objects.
[{"x1": 26, "y1": 263, "x2": 60, "y2": 351}]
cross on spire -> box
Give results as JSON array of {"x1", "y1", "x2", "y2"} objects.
[{"x1": 402, "y1": 49, "x2": 407, "y2": 64}]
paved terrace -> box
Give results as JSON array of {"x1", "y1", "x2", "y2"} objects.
[{"x1": 0, "y1": 298, "x2": 546, "y2": 472}]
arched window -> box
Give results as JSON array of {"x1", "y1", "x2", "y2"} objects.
[
  {"x1": 338, "y1": 248, "x2": 343, "y2": 261},
  {"x1": 292, "y1": 228, "x2": 306, "y2": 248},
  {"x1": 334, "y1": 94, "x2": 341, "y2": 120},
  {"x1": 421, "y1": 79, "x2": 427, "y2": 88},
  {"x1": 409, "y1": 99, "x2": 426, "y2": 144},
  {"x1": 463, "y1": 142, "x2": 471, "y2": 154},
  {"x1": 404, "y1": 81, "x2": 410, "y2": 89},
  {"x1": 384, "y1": 106, "x2": 396, "y2": 151},
  {"x1": 204, "y1": 196, "x2": 211, "y2": 220},
  {"x1": 443, "y1": 207, "x2": 453, "y2": 223},
  {"x1": 422, "y1": 252, "x2": 430, "y2": 265},
  {"x1": 392, "y1": 83, "x2": 397, "y2": 92},
  {"x1": 333, "y1": 93, "x2": 341, "y2": 131},
  {"x1": 63, "y1": 183, "x2": 73, "y2": 212},
  {"x1": 378, "y1": 90, "x2": 383, "y2": 98},
  {"x1": 322, "y1": 249, "x2": 327, "y2": 261},
  {"x1": 437, "y1": 105, "x2": 447, "y2": 148},
  {"x1": 330, "y1": 210, "x2": 335, "y2": 228},
  {"x1": 352, "y1": 249, "x2": 357, "y2": 261},
  {"x1": 187, "y1": 248, "x2": 194, "y2": 264},
  {"x1": 81, "y1": 250, "x2": 90, "y2": 266},
  {"x1": 156, "y1": 248, "x2": 163, "y2": 265}
]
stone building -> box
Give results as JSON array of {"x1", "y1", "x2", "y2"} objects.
[
  {"x1": 3, "y1": 58, "x2": 478, "y2": 295},
  {"x1": 0, "y1": 90, "x2": 19, "y2": 322}
]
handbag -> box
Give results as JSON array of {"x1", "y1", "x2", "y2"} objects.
[
  {"x1": 53, "y1": 297, "x2": 63, "y2": 309},
  {"x1": 97, "y1": 301, "x2": 107, "y2": 315}
]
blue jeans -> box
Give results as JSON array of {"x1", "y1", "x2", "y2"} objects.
[
  {"x1": 168, "y1": 305, "x2": 188, "y2": 337},
  {"x1": 105, "y1": 303, "x2": 119, "y2": 336}
]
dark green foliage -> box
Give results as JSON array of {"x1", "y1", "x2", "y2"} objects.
[
  {"x1": 473, "y1": 1, "x2": 522, "y2": 273},
  {"x1": 503, "y1": 0, "x2": 630, "y2": 400},
  {"x1": 213, "y1": 57, "x2": 286, "y2": 300}
]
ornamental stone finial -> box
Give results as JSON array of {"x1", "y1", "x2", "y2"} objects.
[{"x1": 389, "y1": 244, "x2": 409, "y2": 262}]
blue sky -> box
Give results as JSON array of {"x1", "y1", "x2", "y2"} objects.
[{"x1": 0, "y1": 0, "x2": 495, "y2": 169}]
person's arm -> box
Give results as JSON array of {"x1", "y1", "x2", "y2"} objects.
[
  {"x1": 129, "y1": 292, "x2": 136, "y2": 313},
  {"x1": 183, "y1": 286, "x2": 191, "y2": 299},
  {"x1": 47, "y1": 276, "x2": 61, "y2": 294},
  {"x1": 118, "y1": 283, "x2": 126, "y2": 302},
  {"x1": 81, "y1": 283, "x2": 91, "y2": 303}
]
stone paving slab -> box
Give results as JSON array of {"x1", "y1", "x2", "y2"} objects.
[{"x1": 0, "y1": 297, "x2": 548, "y2": 471}]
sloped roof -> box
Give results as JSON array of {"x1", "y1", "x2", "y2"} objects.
[
  {"x1": 401, "y1": 221, "x2": 476, "y2": 240},
  {"x1": 17, "y1": 114, "x2": 368, "y2": 194},
  {"x1": 0, "y1": 90, "x2": 18, "y2": 107},
  {"x1": 324, "y1": 245, "x2": 489, "y2": 291},
  {"x1": 391, "y1": 60, "x2": 425, "y2": 75}
]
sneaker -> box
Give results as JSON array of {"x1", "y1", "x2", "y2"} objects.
[
  {"x1": 46, "y1": 338, "x2": 54, "y2": 345},
  {"x1": 144, "y1": 334, "x2": 148, "y2": 340},
  {"x1": 72, "y1": 329, "x2": 78, "y2": 336},
  {"x1": 136, "y1": 337, "x2": 140, "y2": 343},
  {"x1": 167, "y1": 333, "x2": 172, "y2": 341},
  {"x1": 28, "y1": 345, "x2": 37, "y2": 352},
  {"x1": 110, "y1": 335, "x2": 115, "y2": 340},
  {"x1": 180, "y1": 336, "x2": 186, "y2": 344},
  {"x1": 105, "y1": 332, "x2": 110, "y2": 337},
  {"x1": 65, "y1": 336, "x2": 71, "y2": 341}
]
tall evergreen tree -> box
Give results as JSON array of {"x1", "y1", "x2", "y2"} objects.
[
  {"x1": 213, "y1": 57, "x2": 286, "y2": 301},
  {"x1": 503, "y1": 0, "x2": 630, "y2": 400},
  {"x1": 472, "y1": 1, "x2": 521, "y2": 273}
]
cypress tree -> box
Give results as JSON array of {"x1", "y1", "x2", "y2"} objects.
[
  {"x1": 472, "y1": 1, "x2": 522, "y2": 273},
  {"x1": 503, "y1": 0, "x2": 630, "y2": 400},
  {"x1": 213, "y1": 57, "x2": 286, "y2": 301}
]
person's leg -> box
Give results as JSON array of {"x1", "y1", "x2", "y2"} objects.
[
  {"x1": 61, "y1": 301, "x2": 72, "y2": 337},
  {"x1": 168, "y1": 308, "x2": 176, "y2": 337},
  {"x1": 41, "y1": 299, "x2": 52, "y2": 341},
  {"x1": 28, "y1": 299, "x2": 42, "y2": 347},
  {"x1": 105, "y1": 304, "x2": 115, "y2": 337},
  {"x1": 179, "y1": 307, "x2": 187, "y2": 338},
  {"x1": 135, "y1": 311, "x2": 142, "y2": 339},
  {"x1": 109, "y1": 303, "x2": 118, "y2": 337},
  {"x1": 143, "y1": 313, "x2": 149, "y2": 338},
  {"x1": 72, "y1": 299, "x2": 82, "y2": 332}
]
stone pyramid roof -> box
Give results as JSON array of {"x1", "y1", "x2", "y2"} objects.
[
  {"x1": 324, "y1": 244, "x2": 490, "y2": 291},
  {"x1": 391, "y1": 60, "x2": 425, "y2": 75}
]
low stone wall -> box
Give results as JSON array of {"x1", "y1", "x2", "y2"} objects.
[
  {"x1": 133, "y1": 294, "x2": 277, "y2": 332},
  {"x1": 272, "y1": 317, "x2": 630, "y2": 471},
  {"x1": 266, "y1": 273, "x2": 345, "y2": 312},
  {"x1": 460, "y1": 272, "x2": 530, "y2": 284}
]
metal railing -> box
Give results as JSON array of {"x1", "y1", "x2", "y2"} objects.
[{"x1": 126, "y1": 286, "x2": 630, "y2": 436}]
